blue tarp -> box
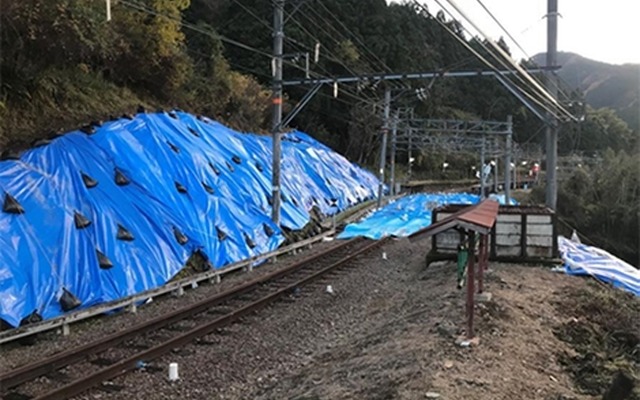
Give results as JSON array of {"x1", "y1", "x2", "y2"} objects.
[
  {"x1": 338, "y1": 193, "x2": 481, "y2": 239},
  {"x1": 558, "y1": 236, "x2": 640, "y2": 297},
  {"x1": 0, "y1": 112, "x2": 379, "y2": 327}
]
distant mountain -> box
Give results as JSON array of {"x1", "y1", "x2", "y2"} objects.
[{"x1": 532, "y1": 52, "x2": 639, "y2": 130}]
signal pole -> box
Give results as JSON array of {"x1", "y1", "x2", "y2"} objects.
[
  {"x1": 545, "y1": 0, "x2": 559, "y2": 209},
  {"x1": 271, "y1": 0, "x2": 284, "y2": 225}
]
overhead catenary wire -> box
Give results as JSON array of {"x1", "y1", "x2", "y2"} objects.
[
  {"x1": 420, "y1": 0, "x2": 573, "y2": 121},
  {"x1": 310, "y1": 2, "x2": 402, "y2": 79},
  {"x1": 119, "y1": 0, "x2": 388, "y2": 130},
  {"x1": 473, "y1": 0, "x2": 572, "y2": 101},
  {"x1": 220, "y1": 0, "x2": 380, "y2": 106},
  {"x1": 298, "y1": 4, "x2": 409, "y2": 93},
  {"x1": 119, "y1": 0, "x2": 301, "y2": 75},
  {"x1": 285, "y1": 13, "x2": 384, "y2": 106},
  {"x1": 430, "y1": 0, "x2": 563, "y2": 116},
  {"x1": 441, "y1": 0, "x2": 577, "y2": 121},
  {"x1": 413, "y1": 0, "x2": 566, "y2": 121},
  {"x1": 228, "y1": 0, "x2": 273, "y2": 31},
  {"x1": 282, "y1": 8, "x2": 385, "y2": 102},
  {"x1": 283, "y1": 2, "x2": 413, "y2": 95}
]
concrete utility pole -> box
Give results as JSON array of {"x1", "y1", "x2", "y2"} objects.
[
  {"x1": 377, "y1": 88, "x2": 391, "y2": 207},
  {"x1": 480, "y1": 137, "x2": 486, "y2": 198},
  {"x1": 493, "y1": 158, "x2": 498, "y2": 193},
  {"x1": 407, "y1": 126, "x2": 413, "y2": 181},
  {"x1": 106, "y1": 0, "x2": 111, "y2": 21},
  {"x1": 545, "y1": 0, "x2": 559, "y2": 209},
  {"x1": 271, "y1": 0, "x2": 284, "y2": 225},
  {"x1": 389, "y1": 111, "x2": 398, "y2": 196},
  {"x1": 504, "y1": 115, "x2": 513, "y2": 204}
]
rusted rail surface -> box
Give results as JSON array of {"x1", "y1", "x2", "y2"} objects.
[{"x1": 2, "y1": 237, "x2": 385, "y2": 400}]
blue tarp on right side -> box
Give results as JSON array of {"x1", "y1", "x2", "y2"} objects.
[{"x1": 558, "y1": 236, "x2": 640, "y2": 297}]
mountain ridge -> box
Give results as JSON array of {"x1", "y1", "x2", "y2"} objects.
[{"x1": 532, "y1": 52, "x2": 639, "y2": 130}]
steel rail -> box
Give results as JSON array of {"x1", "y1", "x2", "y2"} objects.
[
  {"x1": 0, "y1": 238, "x2": 362, "y2": 391},
  {"x1": 32, "y1": 238, "x2": 385, "y2": 400}
]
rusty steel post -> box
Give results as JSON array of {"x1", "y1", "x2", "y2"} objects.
[
  {"x1": 478, "y1": 234, "x2": 485, "y2": 294},
  {"x1": 483, "y1": 233, "x2": 490, "y2": 270},
  {"x1": 466, "y1": 232, "x2": 476, "y2": 339}
]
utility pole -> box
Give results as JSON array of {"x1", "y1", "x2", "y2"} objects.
[
  {"x1": 271, "y1": 0, "x2": 284, "y2": 225},
  {"x1": 407, "y1": 126, "x2": 413, "y2": 182},
  {"x1": 377, "y1": 88, "x2": 391, "y2": 207},
  {"x1": 389, "y1": 111, "x2": 398, "y2": 196},
  {"x1": 545, "y1": 0, "x2": 559, "y2": 209},
  {"x1": 106, "y1": 0, "x2": 112, "y2": 21},
  {"x1": 493, "y1": 157, "x2": 499, "y2": 194},
  {"x1": 480, "y1": 137, "x2": 486, "y2": 198},
  {"x1": 504, "y1": 115, "x2": 512, "y2": 204}
]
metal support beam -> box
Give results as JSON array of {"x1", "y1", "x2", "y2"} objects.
[
  {"x1": 271, "y1": 0, "x2": 285, "y2": 225},
  {"x1": 545, "y1": 0, "x2": 559, "y2": 209},
  {"x1": 377, "y1": 88, "x2": 391, "y2": 207},
  {"x1": 278, "y1": 82, "x2": 323, "y2": 129},
  {"x1": 504, "y1": 115, "x2": 512, "y2": 204},
  {"x1": 281, "y1": 68, "x2": 548, "y2": 86},
  {"x1": 494, "y1": 73, "x2": 548, "y2": 123}
]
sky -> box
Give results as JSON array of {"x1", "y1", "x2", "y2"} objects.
[{"x1": 392, "y1": 0, "x2": 640, "y2": 65}]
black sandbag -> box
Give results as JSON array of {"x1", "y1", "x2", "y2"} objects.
[
  {"x1": 116, "y1": 224, "x2": 135, "y2": 241},
  {"x1": 59, "y1": 288, "x2": 82, "y2": 312},
  {"x1": 3, "y1": 193, "x2": 24, "y2": 214}
]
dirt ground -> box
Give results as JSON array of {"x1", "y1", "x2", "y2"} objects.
[
  {"x1": 48, "y1": 236, "x2": 635, "y2": 399},
  {"x1": 246, "y1": 239, "x2": 639, "y2": 400},
  {"x1": 3, "y1": 235, "x2": 638, "y2": 400}
]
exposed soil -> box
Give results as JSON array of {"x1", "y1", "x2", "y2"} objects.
[
  {"x1": 3, "y1": 236, "x2": 638, "y2": 399},
  {"x1": 552, "y1": 284, "x2": 640, "y2": 399}
]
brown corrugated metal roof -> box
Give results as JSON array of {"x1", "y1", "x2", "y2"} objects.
[
  {"x1": 458, "y1": 200, "x2": 499, "y2": 229},
  {"x1": 409, "y1": 199, "x2": 499, "y2": 241}
]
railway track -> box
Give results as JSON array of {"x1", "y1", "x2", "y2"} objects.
[{"x1": 1, "y1": 237, "x2": 384, "y2": 400}]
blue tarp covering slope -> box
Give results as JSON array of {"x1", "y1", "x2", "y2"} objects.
[
  {"x1": 338, "y1": 193, "x2": 481, "y2": 240},
  {"x1": 0, "y1": 111, "x2": 379, "y2": 327},
  {"x1": 558, "y1": 236, "x2": 640, "y2": 297}
]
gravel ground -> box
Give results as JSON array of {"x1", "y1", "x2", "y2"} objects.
[
  {"x1": 69, "y1": 237, "x2": 602, "y2": 399},
  {"x1": 4, "y1": 233, "x2": 633, "y2": 400},
  {"x1": 0, "y1": 240, "x2": 339, "y2": 373}
]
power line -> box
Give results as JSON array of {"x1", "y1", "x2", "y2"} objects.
[
  {"x1": 473, "y1": 0, "x2": 572, "y2": 101},
  {"x1": 396, "y1": 2, "x2": 566, "y2": 122},
  {"x1": 120, "y1": 0, "x2": 385, "y2": 128},
  {"x1": 282, "y1": 9, "x2": 382, "y2": 104},
  {"x1": 441, "y1": 0, "x2": 576, "y2": 121},
  {"x1": 312, "y1": 2, "x2": 396, "y2": 76},
  {"x1": 434, "y1": 0, "x2": 555, "y2": 111},
  {"x1": 422, "y1": 0, "x2": 572, "y2": 121},
  {"x1": 216, "y1": 1, "x2": 389, "y2": 114},
  {"x1": 228, "y1": 0, "x2": 273, "y2": 31},
  {"x1": 119, "y1": 0, "x2": 300, "y2": 75},
  {"x1": 474, "y1": 0, "x2": 530, "y2": 65},
  {"x1": 299, "y1": 3, "x2": 409, "y2": 93}
]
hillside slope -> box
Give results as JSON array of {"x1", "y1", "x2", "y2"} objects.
[{"x1": 534, "y1": 52, "x2": 639, "y2": 129}]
